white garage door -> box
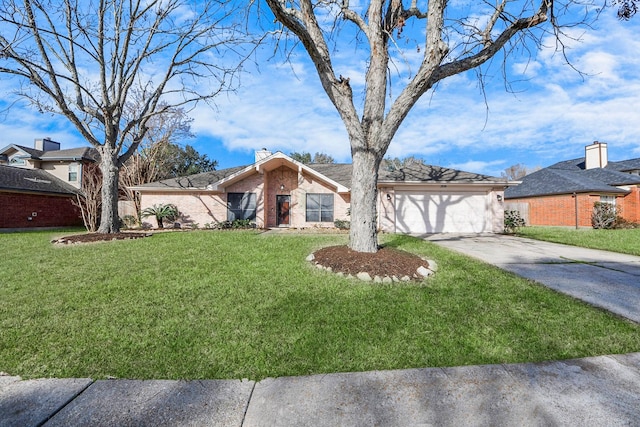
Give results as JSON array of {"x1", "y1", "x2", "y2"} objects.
[{"x1": 395, "y1": 191, "x2": 489, "y2": 234}]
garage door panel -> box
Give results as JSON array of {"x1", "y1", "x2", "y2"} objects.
[{"x1": 395, "y1": 191, "x2": 488, "y2": 234}]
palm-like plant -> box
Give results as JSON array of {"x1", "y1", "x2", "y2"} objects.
[{"x1": 141, "y1": 204, "x2": 179, "y2": 229}]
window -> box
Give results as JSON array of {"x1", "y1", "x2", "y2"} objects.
[
  {"x1": 9, "y1": 156, "x2": 25, "y2": 165},
  {"x1": 68, "y1": 164, "x2": 78, "y2": 182},
  {"x1": 227, "y1": 193, "x2": 256, "y2": 221},
  {"x1": 306, "y1": 194, "x2": 334, "y2": 222},
  {"x1": 600, "y1": 195, "x2": 616, "y2": 206}
]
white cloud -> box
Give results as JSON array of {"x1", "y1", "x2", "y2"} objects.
[{"x1": 2, "y1": 4, "x2": 640, "y2": 177}]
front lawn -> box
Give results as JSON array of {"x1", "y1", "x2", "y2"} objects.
[
  {"x1": 517, "y1": 226, "x2": 640, "y2": 256},
  {"x1": 1, "y1": 230, "x2": 639, "y2": 380}
]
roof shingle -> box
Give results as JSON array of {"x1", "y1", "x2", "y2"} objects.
[
  {"x1": 505, "y1": 154, "x2": 640, "y2": 199},
  {"x1": 136, "y1": 156, "x2": 505, "y2": 190},
  {"x1": 0, "y1": 164, "x2": 80, "y2": 195}
]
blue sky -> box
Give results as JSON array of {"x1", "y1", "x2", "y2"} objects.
[{"x1": 1, "y1": 4, "x2": 639, "y2": 178}]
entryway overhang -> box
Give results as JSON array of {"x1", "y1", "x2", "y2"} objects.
[{"x1": 208, "y1": 151, "x2": 350, "y2": 194}]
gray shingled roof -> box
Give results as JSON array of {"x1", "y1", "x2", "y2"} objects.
[
  {"x1": 377, "y1": 160, "x2": 502, "y2": 183},
  {"x1": 137, "y1": 166, "x2": 247, "y2": 189},
  {"x1": 0, "y1": 165, "x2": 80, "y2": 195},
  {"x1": 139, "y1": 157, "x2": 504, "y2": 190},
  {"x1": 304, "y1": 163, "x2": 353, "y2": 187},
  {"x1": 0, "y1": 144, "x2": 99, "y2": 162},
  {"x1": 39, "y1": 146, "x2": 99, "y2": 161},
  {"x1": 505, "y1": 156, "x2": 640, "y2": 199},
  {"x1": 608, "y1": 158, "x2": 640, "y2": 173}
]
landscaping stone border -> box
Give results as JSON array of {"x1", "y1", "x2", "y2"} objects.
[{"x1": 306, "y1": 253, "x2": 438, "y2": 283}]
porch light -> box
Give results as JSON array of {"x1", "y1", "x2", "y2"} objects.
[
  {"x1": 497, "y1": 195, "x2": 503, "y2": 202},
  {"x1": 386, "y1": 193, "x2": 392, "y2": 201},
  {"x1": 280, "y1": 184, "x2": 285, "y2": 191}
]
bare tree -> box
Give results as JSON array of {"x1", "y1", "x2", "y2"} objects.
[
  {"x1": 264, "y1": 0, "x2": 596, "y2": 252},
  {"x1": 615, "y1": 0, "x2": 638, "y2": 19},
  {"x1": 290, "y1": 151, "x2": 335, "y2": 164},
  {"x1": 73, "y1": 162, "x2": 102, "y2": 232},
  {"x1": 0, "y1": 0, "x2": 245, "y2": 233},
  {"x1": 312, "y1": 152, "x2": 335, "y2": 164},
  {"x1": 501, "y1": 164, "x2": 540, "y2": 180},
  {"x1": 119, "y1": 105, "x2": 195, "y2": 218}
]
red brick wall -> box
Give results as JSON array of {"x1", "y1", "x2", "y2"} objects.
[
  {"x1": 509, "y1": 190, "x2": 640, "y2": 227},
  {"x1": 620, "y1": 187, "x2": 640, "y2": 223},
  {"x1": 0, "y1": 192, "x2": 83, "y2": 228},
  {"x1": 509, "y1": 194, "x2": 596, "y2": 227}
]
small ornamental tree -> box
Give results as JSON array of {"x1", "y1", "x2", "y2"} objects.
[
  {"x1": 142, "y1": 204, "x2": 179, "y2": 229},
  {"x1": 73, "y1": 163, "x2": 102, "y2": 232}
]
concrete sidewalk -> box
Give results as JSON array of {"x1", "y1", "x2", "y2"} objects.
[
  {"x1": 426, "y1": 233, "x2": 640, "y2": 323},
  {"x1": 2, "y1": 352, "x2": 640, "y2": 426}
]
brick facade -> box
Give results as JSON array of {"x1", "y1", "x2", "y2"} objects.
[
  {"x1": 0, "y1": 191, "x2": 83, "y2": 228},
  {"x1": 619, "y1": 187, "x2": 640, "y2": 223},
  {"x1": 508, "y1": 189, "x2": 639, "y2": 227},
  {"x1": 139, "y1": 166, "x2": 351, "y2": 229}
]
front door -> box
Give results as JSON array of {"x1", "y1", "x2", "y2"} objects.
[{"x1": 277, "y1": 195, "x2": 290, "y2": 226}]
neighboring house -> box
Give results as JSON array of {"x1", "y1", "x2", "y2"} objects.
[
  {"x1": 0, "y1": 138, "x2": 98, "y2": 189},
  {"x1": 132, "y1": 150, "x2": 511, "y2": 234},
  {"x1": 0, "y1": 164, "x2": 83, "y2": 228},
  {"x1": 505, "y1": 142, "x2": 640, "y2": 227},
  {"x1": 0, "y1": 138, "x2": 98, "y2": 229}
]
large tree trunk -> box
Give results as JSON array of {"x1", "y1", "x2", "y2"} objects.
[
  {"x1": 349, "y1": 148, "x2": 382, "y2": 253},
  {"x1": 97, "y1": 148, "x2": 121, "y2": 233}
]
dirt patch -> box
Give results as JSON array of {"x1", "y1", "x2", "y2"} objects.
[
  {"x1": 52, "y1": 232, "x2": 152, "y2": 245},
  {"x1": 311, "y1": 245, "x2": 431, "y2": 281}
]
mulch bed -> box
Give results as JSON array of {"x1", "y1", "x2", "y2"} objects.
[
  {"x1": 312, "y1": 245, "x2": 430, "y2": 279},
  {"x1": 52, "y1": 232, "x2": 152, "y2": 245}
]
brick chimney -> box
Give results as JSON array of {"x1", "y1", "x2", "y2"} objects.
[
  {"x1": 255, "y1": 148, "x2": 272, "y2": 162},
  {"x1": 585, "y1": 141, "x2": 608, "y2": 169}
]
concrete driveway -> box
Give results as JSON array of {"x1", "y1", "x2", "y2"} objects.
[{"x1": 426, "y1": 234, "x2": 640, "y2": 323}]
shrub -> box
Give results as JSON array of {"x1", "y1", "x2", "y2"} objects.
[
  {"x1": 504, "y1": 210, "x2": 526, "y2": 234},
  {"x1": 334, "y1": 219, "x2": 350, "y2": 230},
  {"x1": 591, "y1": 202, "x2": 620, "y2": 229},
  {"x1": 213, "y1": 219, "x2": 255, "y2": 230},
  {"x1": 141, "y1": 204, "x2": 179, "y2": 229},
  {"x1": 613, "y1": 217, "x2": 640, "y2": 229},
  {"x1": 120, "y1": 215, "x2": 139, "y2": 229},
  {"x1": 232, "y1": 219, "x2": 254, "y2": 229}
]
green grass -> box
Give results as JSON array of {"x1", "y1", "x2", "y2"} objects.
[
  {"x1": 517, "y1": 226, "x2": 640, "y2": 256},
  {"x1": 1, "y1": 229, "x2": 639, "y2": 380}
]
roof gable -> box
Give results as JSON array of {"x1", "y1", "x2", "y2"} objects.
[{"x1": 0, "y1": 144, "x2": 45, "y2": 159}]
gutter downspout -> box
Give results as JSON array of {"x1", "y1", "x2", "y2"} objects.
[{"x1": 573, "y1": 192, "x2": 578, "y2": 229}]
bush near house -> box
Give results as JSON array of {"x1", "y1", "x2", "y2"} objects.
[
  {"x1": 212, "y1": 219, "x2": 255, "y2": 229},
  {"x1": 504, "y1": 210, "x2": 526, "y2": 234},
  {"x1": 334, "y1": 219, "x2": 350, "y2": 230},
  {"x1": 590, "y1": 202, "x2": 640, "y2": 229},
  {"x1": 141, "y1": 204, "x2": 179, "y2": 229}
]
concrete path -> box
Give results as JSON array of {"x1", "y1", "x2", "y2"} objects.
[
  {"x1": 2, "y1": 352, "x2": 640, "y2": 426},
  {"x1": 426, "y1": 233, "x2": 640, "y2": 323}
]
